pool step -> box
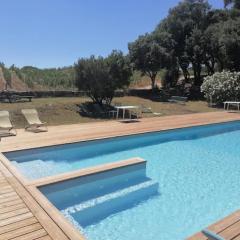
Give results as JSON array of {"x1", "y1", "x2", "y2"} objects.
[
  {"x1": 62, "y1": 180, "x2": 159, "y2": 227},
  {"x1": 12, "y1": 159, "x2": 70, "y2": 179}
]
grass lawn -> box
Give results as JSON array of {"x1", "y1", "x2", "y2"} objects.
[{"x1": 0, "y1": 96, "x2": 219, "y2": 128}]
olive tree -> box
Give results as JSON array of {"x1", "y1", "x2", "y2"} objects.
[
  {"x1": 75, "y1": 51, "x2": 131, "y2": 105},
  {"x1": 128, "y1": 33, "x2": 170, "y2": 89}
]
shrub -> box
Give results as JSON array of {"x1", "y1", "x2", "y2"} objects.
[{"x1": 201, "y1": 71, "x2": 240, "y2": 104}]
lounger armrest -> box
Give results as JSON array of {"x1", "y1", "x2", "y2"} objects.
[{"x1": 202, "y1": 229, "x2": 225, "y2": 240}]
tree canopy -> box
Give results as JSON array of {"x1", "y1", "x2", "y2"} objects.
[
  {"x1": 128, "y1": 0, "x2": 240, "y2": 89},
  {"x1": 75, "y1": 51, "x2": 131, "y2": 105},
  {"x1": 128, "y1": 34, "x2": 170, "y2": 89}
]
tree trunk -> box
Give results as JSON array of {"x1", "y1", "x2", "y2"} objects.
[
  {"x1": 149, "y1": 72, "x2": 157, "y2": 90},
  {"x1": 193, "y1": 64, "x2": 202, "y2": 86}
]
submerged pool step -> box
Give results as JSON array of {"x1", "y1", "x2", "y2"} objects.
[{"x1": 62, "y1": 180, "x2": 159, "y2": 227}]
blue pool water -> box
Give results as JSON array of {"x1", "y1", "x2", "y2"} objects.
[{"x1": 5, "y1": 121, "x2": 240, "y2": 240}]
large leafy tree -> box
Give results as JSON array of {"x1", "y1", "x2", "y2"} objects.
[
  {"x1": 220, "y1": 18, "x2": 240, "y2": 71},
  {"x1": 156, "y1": 0, "x2": 211, "y2": 85},
  {"x1": 75, "y1": 51, "x2": 131, "y2": 105},
  {"x1": 224, "y1": 0, "x2": 240, "y2": 9},
  {"x1": 128, "y1": 33, "x2": 170, "y2": 89}
]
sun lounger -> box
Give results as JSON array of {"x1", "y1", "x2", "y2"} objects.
[
  {"x1": 21, "y1": 109, "x2": 48, "y2": 132},
  {"x1": 168, "y1": 96, "x2": 188, "y2": 104},
  {"x1": 0, "y1": 111, "x2": 17, "y2": 137},
  {"x1": 202, "y1": 229, "x2": 225, "y2": 240}
]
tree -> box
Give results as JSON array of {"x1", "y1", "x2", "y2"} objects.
[
  {"x1": 219, "y1": 19, "x2": 240, "y2": 71},
  {"x1": 224, "y1": 0, "x2": 240, "y2": 9},
  {"x1": 75, "y1": 51, "x2": 131, "y2": 105},
  {"x1": 203, "y1": 23, "x2": 226, "y2": 72},
  {"x1": 128, "y1": 33, "x2": 170, "y2": 89},
  {"x1": 153, "y1": 30, "x2": 179, "y2": 88},
  {"x1": 156, "y1": 0, "x2": 211, "y2": 84}
]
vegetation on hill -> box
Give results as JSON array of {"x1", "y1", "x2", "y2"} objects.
[
  {"x1": 128, "y1": 0, "x2": 240, "y2": 90},
  {"x1": 0, "y1": 63, "x2": 75, "y2": 91},
  {"x1": 75, "y1": 0, "x2": 240, "y2": 104},
  {"x1": 1, "y1": 0, "x2": 240, "y2": 99}
]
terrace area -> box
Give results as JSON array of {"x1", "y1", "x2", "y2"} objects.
[{"x1": 1, "y1": 112, "x2": 240, "y2": 240}]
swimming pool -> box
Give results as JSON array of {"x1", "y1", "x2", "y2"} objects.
[{"x1": 5, "y1": 121, "x2": 240, "y2": 239}]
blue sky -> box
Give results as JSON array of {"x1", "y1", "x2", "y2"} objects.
[{"x1": 0, "y1": 0, "x2": 223, "y2": 68}]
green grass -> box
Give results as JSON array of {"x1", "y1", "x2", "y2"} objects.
[{"x1": 0, "y1": 96, "x2": 219, "y2": 128}]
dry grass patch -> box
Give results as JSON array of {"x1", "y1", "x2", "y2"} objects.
[{"x1": 0, "y1": 96, "x2": 219, "y2": 128}]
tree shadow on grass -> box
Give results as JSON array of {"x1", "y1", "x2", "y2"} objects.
[{"x1": 76, "y1": 102, "x2": 141, "y2": 120}]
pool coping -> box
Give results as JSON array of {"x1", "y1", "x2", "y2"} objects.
[
  {"x1": 27, "y1": 157, "x2": 146, "y2": 187},
  {"x1": 1, "y1": 112, "x2": 240, "y2": 240},
  {"x1": 2, "y1": 112, "x2": 240, "y2": 153}
]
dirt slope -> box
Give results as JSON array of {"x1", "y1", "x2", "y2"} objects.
[
  {"x1": 0, "y1": 67, "x2": 7, "y2": 90},
  {"x1": 0, "y1": 67, "x2": 29, "y2": 91}
]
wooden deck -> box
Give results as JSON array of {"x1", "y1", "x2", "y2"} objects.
[
  {"x1": 1, "y1": 111, "x2": 240, "y2": 152},
  {"x1": 0, "y1": 111, "x2": 240, "y2": 240},
  {"x1": 0, "y1": 160, "x2": 84, "y2": 240},
  {"x1": 188, "y1": 210, "x2": 240, "y2": 240}
]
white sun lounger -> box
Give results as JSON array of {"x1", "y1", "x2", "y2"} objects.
[
  {"x1": 0, "y1": 111, "x2": 17, "y2": 137},
  {"x1": 21, "y1": 109, "x2": 48, "y2": 132}
]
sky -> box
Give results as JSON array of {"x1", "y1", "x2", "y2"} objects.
[{"x1": 0, "y1": 0, "x2": 223, "y2": 68}]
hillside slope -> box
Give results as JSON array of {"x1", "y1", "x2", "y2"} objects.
[{"x1": 0, "y1": 67, "x2": 7, "y2": 90}]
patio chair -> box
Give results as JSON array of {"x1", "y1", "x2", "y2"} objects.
[
  {"x1": 0, "y1": 111, "x2": 17, "y2": 137},
  {"x1": 21, "y1": 109, "x2": 48, "y2": 132},
  {"x1": 141, "y1": 105, "x2": 162, "y2": 116},
  {"x1": 202, "y1": 229, "x2": 225, "y2": 240}
]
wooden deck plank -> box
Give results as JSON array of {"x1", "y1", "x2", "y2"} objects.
[
  {"x1": 36, "y1": 236, "x2": 52, "y2": 240},
  {"x1": 0, "y1": 217, "x2": 38, "y2": 235},
  {"x1": 220, "y1": 220, "x2": 240, "y2": 239},
  {"x1": 0, "y1": 191, "x2": 18, "y2": 199},
  {"x1": 0, "y1": 195, "x2": 20, "y2": 204},
  {"x1": 0, "y1": 207, "x2": 30, "y2": 221},
  {"x1": 10, "y1": 228, "x2": 47, "y2": 240},
  {"x1": 233, "y1": 234, "x2": 240, "y2": 240},
  {"x1": 187, "y1": 210, "x2": 240, "y2": 240},
  {"x1": 0, "y1": 203, "x2": 26, "y2": 214},
  {"x1": 0, "y1": 199, "x2": 23, "y2": 209},
  {"x1": 0, "y1": 212, "x2": 33, "y2": 227},
  {"x1": 0, "y1": 223, "x2": 42, "y2": 240},
  {"x1": 0, "y1": 187, "x2": 15, "y2": 195}
]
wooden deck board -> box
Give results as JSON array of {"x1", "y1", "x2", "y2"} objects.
[
  {"x1": 1, "y1": 112, "x2": 240, "y2": 152},
  {"x1": 0, "y1": 217, "x2": 38, "y2": 235},
  {"x1": 0, "y1": 223, "x2": 42, "y2": 240},
  {"x1": 10, "y1": 228, "x2": 47, "y2": 240},
  {"x1": 0, "y1": 112, "x2": 240, "y2": 240},
  {"x1": 0, "y1": 203, "x2": 26, "y2": 215},
  {"x1": 0, "y1": 162, "x2": 84, "y2": 240},
  {"x1": 187, "y1": 210, "x2": 240, "y2": 239}
]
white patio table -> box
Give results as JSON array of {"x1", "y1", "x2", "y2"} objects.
[
  {"x1": 115, "y1": 105, "x2": 140, "y2": 119},
  {"x1": 224, "y1": 101, "x2": 240, "y2": 111}
]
